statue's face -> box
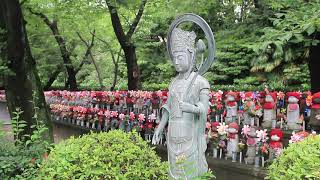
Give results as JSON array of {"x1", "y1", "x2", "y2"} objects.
[
  {"x1": 271, "y1": 135, "x2": 280, "y2": 141},
  {"x1": 265, "y1": 95, "x2": 274, "y2": 102},
  {"x1": 227, "y1": 95, "x2": 235, "y2": 101},
  {"x1": 227, "y1": 127, "x2": 238, "y2": 133},
  {"x1": 288, "y1": 96, "x2": 298, "y2": 103},
  {"x1": 173, "y1": 51, "x2": 190, "y2": 73}
]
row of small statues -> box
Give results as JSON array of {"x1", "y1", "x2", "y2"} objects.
[
  {"x1": 47, "y1": 90, "x2": 320, "y2": 132},
  {"x1": 211, "y1": 91, "x2": 320, "y2": 132}
]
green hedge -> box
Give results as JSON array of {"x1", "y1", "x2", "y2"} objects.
[
  {"x1": 266, "y1": 135, "x2": 320, "y2": 180},
  {"x1": 38, "y1": 130, "x2": 168, "y2": 179}
]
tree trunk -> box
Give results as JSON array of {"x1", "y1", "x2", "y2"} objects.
[
  {"x1": 309, "y1": 34, "x2": 320, "y2": 93},
  {"x1": 0, "y1": 0, "x2": 53, "y2": 142},
  {"x1": 110, "y1": 49, "x2": 121, "y2": 91},
  {"x1": 89, "y1": 51, "x2": 105, "y2": 90},
  {"x1": 106, "y1": 0, "x2": 147, "y2": 90},
  {"x1": 43, "y1": 65, "x2": 63, "y2": 90},
  {"x1": 29, "y1": 9, "x2": 78, "y2": 90},
  {"x1": 124, "y1": 45, "x2": 139, "y2": 90},
  {"x1": 76, "y1": 31, "x2": 104, "y2": 90},
  {"x1": 110, "y1": 61, "x2": 118, "y2": 91}
]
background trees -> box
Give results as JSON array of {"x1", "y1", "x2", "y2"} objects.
[
  {"x1": 1, "y1": 0, "x2": 319, "y2": 92},
  {"x1": 0, "y1": 0, "x2": 53, "y2": 141}
]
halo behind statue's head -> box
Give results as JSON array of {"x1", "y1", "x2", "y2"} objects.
[{"x1": 167, "y1": 13, "x2": 216, "y2": 76}]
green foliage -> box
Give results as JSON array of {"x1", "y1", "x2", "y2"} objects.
[
  {"x1": 249, "y1": 0, "x2": 319, "y2": 88},
  {"x1": 38, "y1": 130, "x2": 168, "y2": 179},
  {"x1": 20, "y1": 0, "x2": 314, "y2": 90},
  {"x1": 266, "y1": 135, "x2": 320, "y2": 180},
  {"x1": 0, "y1": 108, "x2": 51, "y2": 179},
  {"x1": 11, "y1": 108, "x2": 26, "y2": 141}
]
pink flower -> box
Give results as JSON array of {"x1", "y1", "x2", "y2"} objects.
[
  {"x1": 256, "y1": 129, "x2": 269, "y2": 142},
  {"x1": 114, "y1": 91, "x2": 120, "y2": 98},
  {"x1": 240, "y1": 91, "x2": 245, "y2": 100},
  {"x1": 206, "y1": 122, "x2": 211, "y2": 129},
  {"x1": 241, "y1": 125, "x2": 250, "y2": 136},
  {"x1": 119, "y1": 113, "x2": 125, "y2": 120},
  {"x1": 129, "y1": 112, "x2": 135, "y2": 120},
  {"x1": 98, "y1": 110, "x2": 104, "y2": 116},
  {"x1": 148, "y1": 113, "x2": 156, "y2": 121},
  {"x1": 104, "y1": 110, "x2": 111, "y2": 118},
  {"x1": 217, "y1": 123, "x2": 228, "y2": 135},
  {"x1": 111, "y1": 111, "x2": 118, "y2": 118},
  {"x1": 138, "y1": 113, "x2": 145, "y2": 122},
  {"x1": 156, "y1": 90, "x2": 163, "y2": 98}
]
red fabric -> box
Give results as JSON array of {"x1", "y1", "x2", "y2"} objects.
[
  {"x1": 162, "y1": 91, "x2": 168, "y2": 97},
  {"x1": 227, "y1": 101, "x2": 237, "y2": 107},
  {"x1": 126, "y1": 97, "x2": 133, "y2": 104},
  {"x1": 263, "y1": 102, "x2": 275, "y2": 109},
  {"x1": 259, "y1": 91, "x2": 266, "y2": 98},
  {"x1": 151, "y1": 99, "x2": 159, "y2": 105},
  {"x1": 227, "y1": 92, "x2": 237, "y2": 98},
  {"x1": 289, "y1": 104, "x2": 299, "y2": 111},
  {"x1": 211, "y1": 122, "x2": 220, "y2": 128},
  {"x1": 228, "y1": 122, "x2": 239, "y2": 131},
  {"x1": 311, "y1": 104, "x2": 320, "y2": 109},
  {"x1": 296, "y1": 131, "x2": 310, "y2": 138},
  {"x1": 228, "y1": 133, "x2": 237, "y2": 139},
  {"x1": 247, "y1": 137, "x2": 256, "y2": 146},
  {"x1": 270, "y1": 129, "x2": 283, "y2": 140},
  {"x1": 245, "y1": 92, "x2": 253, "y2": 98},
  {"x1": 268, "y1": 92, "x2": 277, "y2": 102},
  {"x1": 147, "y1": 123, "x2": 153, "y2": 129},
  {"x1": 114, "y1": 99, "x2": 120, "y2": 105},
  {"x1": 312, "y1": 92, "x2": 320, "y2": 109},
  {"x1": 286, "y1": 92, "x2": 301, "y2": 100},
  {"x1": 270, "y1": 141, "x2": 283, "y2": 149},
  {"x1": 313, "y1": 92, "x2": 320, "y2": 99},
  {"x1": 270, "y1": 129, "x2": 283, "y2": 149}
]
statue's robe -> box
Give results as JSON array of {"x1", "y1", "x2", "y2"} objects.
[{"x1": 161, "y1": 72, "x2": 209, "y2": 179}]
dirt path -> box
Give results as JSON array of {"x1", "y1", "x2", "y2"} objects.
[{"x1": 0, "y1": 102, "x2": 10, "y2": 124}]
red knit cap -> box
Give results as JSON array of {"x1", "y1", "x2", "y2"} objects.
[
  {"x1": 270, "y1": 129, "x2": 283, "y2": 141},
  {"x1": 245, "y1": 92, "x2": 253, "y2": 98},
  {"x1": 228, "y1": 122, "x2": 239, "y2": 131},
  {"x1": 211, "y1": 121, "x2": 220, "y2": 128},
  {"x1": 286, "y1": 92, "x2": 301, "y2": 100},
  {"x1": 227, "y1": 91, "x2": 237, "y2": 98},
  {"x1": 313, "y1": 92, "x2": 320, "y2": 100},
  {"x1": 259, "y1": 91, "x2": 266, "y2": 98},
  {"x1": 162, "y1": 91, "x2": 168, "y2": 97}
]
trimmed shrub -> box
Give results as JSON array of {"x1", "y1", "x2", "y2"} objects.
[
  {"x1": 266, "y1": 135, "x2": 320, "y2": 180},
  {"x1": 38, "y1": 130, "x2": 168, "y2": 179}
]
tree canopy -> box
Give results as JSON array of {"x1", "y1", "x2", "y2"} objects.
[{"x1": 1, "y1": 0, "x2": 319, "y2": 92}]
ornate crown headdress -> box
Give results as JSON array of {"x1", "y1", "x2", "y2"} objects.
[{"x1": 171, "y1": 28, "x2": 196, "y2": 52}]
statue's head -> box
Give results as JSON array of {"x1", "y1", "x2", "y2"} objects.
[{"x1": 171, "y1": 28, "x2": 196, "y2": 73}]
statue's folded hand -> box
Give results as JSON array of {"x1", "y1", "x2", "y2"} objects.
[{"x1": 179, "y1": 101, "x2": 199, "y2": 113}]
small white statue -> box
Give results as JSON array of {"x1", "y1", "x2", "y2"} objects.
[
  {"x1": 226, "y1": 122, "x2": 239, "y2": 162},
  {"x1": 262, "y1": 92, "x2": 277, "y2": 129},
  {"x1": 244, "y1": 127, "x2": 257, "y2": 165},
  {"x1": 225, "y1": 92, "x2": 238, "y2": 124},
  {"x1": 243, "y1": 92, "x2": 256, "y2": 126},
  {"x1": 286, "y1": 92, "x2": 302, "y2": 130}
]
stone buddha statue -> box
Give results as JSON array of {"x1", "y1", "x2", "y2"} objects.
[{"x1": 152, "y1": 27, "x2": 210, "y2": 179}]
